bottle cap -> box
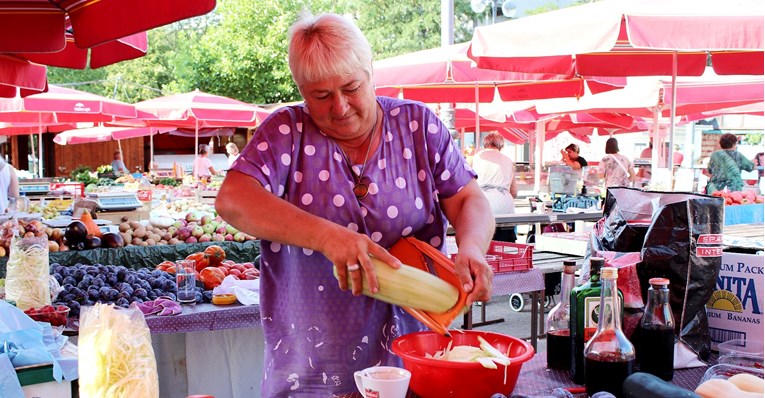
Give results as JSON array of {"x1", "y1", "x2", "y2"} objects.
[
  {"x1": 563, "y1": 260, "x2": 577, "y2": 266},
  {"x1": 649, "y1": 277, "x2": 670, "y2": 286},
  {"x1": 589, "y1": 257, "x2": 604, "y2": 272},
  {"x1": 600, "y1": 267, "x2": 618, "y2": 279}
]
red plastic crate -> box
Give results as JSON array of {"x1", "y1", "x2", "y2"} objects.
[
  {"x1": 486, "y1": 241, "x2": 533, "y2": 273},
  {"x1": 450, "y1": 241, "x2": 533, "y2": 274}
]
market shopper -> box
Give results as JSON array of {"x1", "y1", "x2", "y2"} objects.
[
  {"x1": 560, "y1": 143, "x2": 588, "y2": 170},
  {"x1": 597, "y1": 137, "x2": 636, "y2": 188},
  {"x1": 473, "y1": 132, "x2": 517, "y2": 242},
  {"x1": 225, "y1": 142, "x2": 240, "y2": 168},
  {"x1": 706, "y1": 133, "x2": 754, "y2": 193},
  {"x1": 215, "y1": 12, "x2": 494, "y2": 397},
  {"x1": 110, "y1": 151, "x2": 128, "y2": 175},
  {"x1": 0, "y1": 157, "x2": 20, "y2": 213},
  {"x1": 192, "y1": 144, "x2": 218, "y2": 181}
]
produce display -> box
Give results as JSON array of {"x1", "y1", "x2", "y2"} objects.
[
  {"x1": 695, "y1": 373, "x2": 764, "y2": 398},
  {"x1": 155, "y1": 245, "x2": 259, "y2": 290},
  {"x1": 51, "y1": 263, "x2": 181, "y2": 316},
  {"x1": 5, "y1": 234, "x2": 50, "y2": 310},
  {"x1": 710, "y1": 190, "x2": 764, "y2": 205}
]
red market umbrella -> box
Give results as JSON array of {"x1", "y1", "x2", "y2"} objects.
[
  {"x1": 0, "y1": 55, "x2": 48, "y2": 98},
  {"x1": 14, "y1": 32, "x2": 148, "y2": 69},
  {"x1": 118, "y1": 89, "x2": 270, "y2": 165},
  {"x1": 0, "y1": 0, "x2": 216, "y2": 52},
  {"x1": 374, "y1": 42, "x2": 626, "y2": 103},
  {"x1": 468, "y1": 0, "x2": 764, "y2": 77},
  {"x1": 467, "y1": 0, "x2": 764, "y2": 169},
  {"x1": 0, "y1": 84, "x2": 137, "y2": 176},
  {"x1": 53, "y1": 125, "x2": 171, "y2": 145}
]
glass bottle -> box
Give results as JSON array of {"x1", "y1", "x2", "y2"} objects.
[
  {"x1": 570, "y1": 257, "x2": 604, "y2": 384},
  {"x1": 546, "y1": 260, "x2": 577, "y2": 370},
  {"x1": 584, "y1": 267, "x2": 635, "y2": 398},
  {"x1": 637, "y1": 278, "x2": 675, "y2": 381}
]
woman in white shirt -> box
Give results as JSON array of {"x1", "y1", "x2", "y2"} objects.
[
  {"x1": 0, "y1": 157, "x2": 20, "y2": 213},
  {"x1": 225, "y1": 142, "x2": 240, "y2": 169},
  {"x1": 472, "y1": 132, "x2": 518, "y2": 242}
]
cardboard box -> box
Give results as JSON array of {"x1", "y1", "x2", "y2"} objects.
[{"x1": 706, "y1": 252, "x2": 764, "y2": 350}]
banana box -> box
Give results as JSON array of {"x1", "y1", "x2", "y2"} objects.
[{"x1": 706, "y1": 252, "x2": 764, "y2": 349}]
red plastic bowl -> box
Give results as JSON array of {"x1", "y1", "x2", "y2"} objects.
[{"x1": 392, "y1": 330, "x2": 534, "y2": 398}]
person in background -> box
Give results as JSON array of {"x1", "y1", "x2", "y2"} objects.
[
  {"x1": 473, "y1": 132, "x2": 517, "y2": 242},
  {"x1": 192, "y1": 144, "x2": 218, "y2": 182},
  {"x1": 110, "y1": 151, "x2": 128, "y2": 175},
  {"x1": 706, "y1": 133, "x2": 754, "y2": 193},
  {"x1": 0, "y1": 157, "x2": 19, "y2": 213},
  {"x1": 673, "y1": 144, "x2": 684, "y2": 167},
  {"x1": 598, "y1": 137, "x2": 636, "y2": 188},
  {"x1": 636, "y1": 140, "x2": 653, "y2": 181},
  {"x1": 225, "y1": 142, "x2": 240, "y2": 168},
  {"x1": 753, "y1": 151, "x2": 764, "y2": 179},
  {"x1": 215, "y1": 12, "x2": 494, "y2": 396},
  {"x1": 560, "y1": 143, "x2": 587, "y2": 170}
]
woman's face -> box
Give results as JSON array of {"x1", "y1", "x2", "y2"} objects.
[
  {"x1": 565, "y1": 148, "x2": 579, "y2": 160},
  {"x1": 299, "y1": 69, "x2": 377, "y2": 141}
]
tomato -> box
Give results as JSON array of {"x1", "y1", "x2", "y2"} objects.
[
  {"x1": 243, "y1": 268, "x2": 260, "y2": 280},
  {"x1": 156, "y1": 260, "x2": 175, "y2": 271},
  {"x1": 241, "y1": 262, "x2": 255, "y2": 269},
  {"x1": 186, "y1": 252, "x2": 210, "y2": 273},
  {"x1": 204, "y1": 245, "x2": 226, "y2": 265},
  {"x1": 199, "y1": 267, "x2": 226, "y2": 290},
  {"x1": 222, "y1": 260, "x2": 236, "y2": 266},
  {"x1": 232, "y1": 264, "x2": 245, "y2": 273},
  {"x1": 217, "y1": 266, "x2": 229, "y2": 276},
  {"x1": 228, "y1": 269, "x2": 242, "y2": 278}
]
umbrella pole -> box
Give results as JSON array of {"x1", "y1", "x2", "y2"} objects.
[
  {"x1": 29, "y1": 135, "x2": 35, "y2": 176},
  {"x1": 150, "y1": 129, "x2": 154, "y2": 169},
  {"x1": 117, "y1": 139, "x2": 124, "y2": 173},
  {"x1": 534, "y1": 121, "x2": 544, "y2": 193},
  {"x1": 194, "y1": 119, "x2": 199, "y2": 178},
  {"x1": 38, "y1": 113, "x2": 43, "y2": 177},
  {"x1": 667, "y1": 51, "x2": 678, "y2": 171}
]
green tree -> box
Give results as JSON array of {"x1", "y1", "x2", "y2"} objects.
[{"x1": 353, "y1": 1, "x2": 477, "y2": 60}]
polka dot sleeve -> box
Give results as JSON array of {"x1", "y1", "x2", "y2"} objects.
[
  {"x1": 421, "y1": 107, "x2": 477, "y2": 198},
  {"x1": 230, "y1": 109, "x2": 297, "y2": 195}
]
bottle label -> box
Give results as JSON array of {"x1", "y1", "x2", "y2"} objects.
[{"x1": 583, "y1": 295, "x2": 621, "y2": 340}]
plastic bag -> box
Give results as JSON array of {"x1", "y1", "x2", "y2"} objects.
[
  {"x1": 5, "y1": 234, "x2": 50, "y2": 309},
  {"x1": 78, "y1": 303, "x2": 159, "y2": 398},
  {"x1": 586, "y1": 187, "x2": 724, "y2": 363}
]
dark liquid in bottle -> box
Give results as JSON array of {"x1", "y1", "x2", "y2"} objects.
[
  {"x1": 585, "y1": 354, "x2": 634, "y2": 398},
  {"x1": 638, "y1": 326, "x2": 675, "y2": 381},
  {"x1": 547, "y1": 329, "x2": 572, "y2": 370}
]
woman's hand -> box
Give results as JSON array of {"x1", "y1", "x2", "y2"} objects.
[
  {"x1": 318, "y1": 226, "x2": 402, "y2": 296},
  {"x1": 452, "y1": 243, "x2": 493, "y2": 304}
]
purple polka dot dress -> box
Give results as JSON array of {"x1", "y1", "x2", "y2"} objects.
[{"x1": 231, "y1": 96, "x2": 476, "y2": 397}]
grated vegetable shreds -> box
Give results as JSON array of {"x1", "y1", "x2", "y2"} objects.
[
  {"x1": 5, "y1": 236, "x2": 49, "y2": 310},
  {"x1": 79, "y1": 303, "x2": 159, "y2": 398}
]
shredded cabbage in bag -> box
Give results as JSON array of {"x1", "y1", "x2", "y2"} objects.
[
  {"x1": 5, "y1": 234, "x2": 50, "y2": 310},
  {"x1": 79, "y1": 303, "x2": 159, "y2": 398}
]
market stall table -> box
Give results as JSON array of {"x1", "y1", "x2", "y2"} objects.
[{"x1": 511, "y1": 352, "x2": 713, "y2": 397}]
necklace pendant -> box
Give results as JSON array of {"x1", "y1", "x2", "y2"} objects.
[{"x1": 353, "y1": 182, "x2": 369, "y2": 200}]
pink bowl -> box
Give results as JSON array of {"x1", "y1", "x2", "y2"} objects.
[{"x1": 392, "y1": 330, "x2": 535, "y2": 398}]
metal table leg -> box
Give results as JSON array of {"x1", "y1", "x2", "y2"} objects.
[{"x1": 530, "y1": 291, "x2": 539, "y2": 351}]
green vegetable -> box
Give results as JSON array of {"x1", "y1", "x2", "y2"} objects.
[{"x1": 623, "y1": 372, "x2": 701, "y2": 398}]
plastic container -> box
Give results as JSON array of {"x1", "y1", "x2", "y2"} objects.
[
  {"x1": 24, "y1": 305, "x2": 70, "y2": 326},
  {"x1": 699, "y1": 363, "x2": 764, "y2": 384},
  {"x1": 391, "y1": 330, "x2": 534, "y2": 398},
  {"x1": 718, "y1": 339, "x2": 764, "y2": 358},
  {"x1": 449, "y1": 241, "x2": 533, "y2": 274}
]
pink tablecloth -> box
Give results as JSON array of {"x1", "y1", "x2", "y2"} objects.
[{"x1": 145, "y1": 303, "x2": 260, "y2": 334}]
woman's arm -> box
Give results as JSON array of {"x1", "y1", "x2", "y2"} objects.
[
  {"x1": 208, "y1": 165, "x2": 218, "y2": 176},
  {"x1": 440, "y1": 180, "x2": 494, "y2": 304},
  {"x1": 8, "y1": 167, "x2": 19, "y2": 199},
  {"x1": 508, "y1": 164, "x2": 518, "y2": 198},
  {"x1": 216, "y1": 171, "x2": 401, "y2": 295}
]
